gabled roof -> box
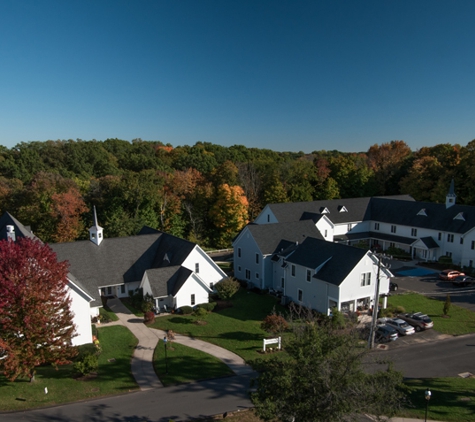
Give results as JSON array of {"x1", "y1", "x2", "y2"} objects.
[
  {"x1": 50, "y1": 230, "x2": 197, "y2": 306},
  {"x1": 368, "y1": 198, "x2": 475, "y2": 234},
  {"x1": 280, "y1": 236, "x2": 367, "y2": 286},
  {"x1": 243, "y1": 220, "x2": 323, "y2": 255},
  {"x1": 266, "y1": 195, "x2": 414, "y2": 225},
  {"x1": 145, "y1": 266, "x2": 193, "y2": 298}
]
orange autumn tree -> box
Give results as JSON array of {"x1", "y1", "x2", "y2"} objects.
[{"x1": 209, "y1": 184, "x2": 249, "y2": 247}]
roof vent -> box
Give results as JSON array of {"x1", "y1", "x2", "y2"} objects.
[
  {"x1": 454, "y1": 212, "x2": 465, "y2": 221},
  {"x1": 417, "y1": 209, "x2": 427, "y2": 216}
]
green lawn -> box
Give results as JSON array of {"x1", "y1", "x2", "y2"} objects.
[
  {"x1": 0, "y1": 325, "x2": 138, "y2": 412},
  {"x1": 388, "y1": 292, "x2": 475, "y2": 335},
  {"x1": 149, "y1": 289, "x2": 287, "y2": 362},
  {"x1": 153, "y1": 341, "x2": 234, "y2": 386},
  {"x1": 399, "y1": 378, "x2": 475, "y2": 421}
]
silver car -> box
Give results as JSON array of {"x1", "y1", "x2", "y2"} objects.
[{"x1": 386, "y1": 318, "x2": 415, "y2": 336}]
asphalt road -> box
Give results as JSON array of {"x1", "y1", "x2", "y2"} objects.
[{"x1": 2, "y1": 373, "x2": 256, "y2": 422}]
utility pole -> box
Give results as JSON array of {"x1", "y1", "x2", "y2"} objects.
[{"x1": 368, "y1": 253, "x2": 391, "y2": 349}]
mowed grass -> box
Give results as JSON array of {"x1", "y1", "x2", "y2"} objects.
[
  {"x1": 153, "y1": 342, "x2": 234, "y2": 386},
  {"x1": 0, "y1": 325, "x2": 138, "y2": 412},
  {"x1": 150, "y1": 289, "x2": 287, "y2": 362},
  {"x1": 388, "y1": 292, "x2": 475, "y2": 335},
  {"x1": 400, "y1": 378, "x2": 475, "y2": 421}
]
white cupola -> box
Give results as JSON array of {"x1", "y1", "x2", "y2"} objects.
[
  {"x1": 89, "y1": 206, "x2": 103, "y2": 246},
  {"x1": 445, "y1": 179, "x2": 456, "y2": 209}
]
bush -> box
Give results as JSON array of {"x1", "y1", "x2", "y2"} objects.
[
  {"x1": 194, "y1": 307, "x2": 208, "y2": 318},
  {"x1": 395, "y1": 305, "x2": 405, "y2": 314},
  {"x1": 144, "y1": 311, "x2": 155, "y2": 323},
  {"x1": 74, "y1": 353, "x2": 99, "y2": 376},
  {"x1": 91, "y1": 324, "x2": 98, "y2": 338},
  {"x1": 180, "y1": 306, "x2": 193, "y2": 315},
  {"x1": 198, "y1": 302, "x2": 216, "y2": 312},
  {"x1": 141, "y1": 293, "x2": 154, "y2": 313},
  {"x1": 76, "y1": 343, "x2": 99, "y2": 360},
  {"x1": 438, "y1": 255, "x2": 452, "y2": 265},
  {"x1": 215, "y1": 277, "x2": 240, "y2": 300},
  {"x1": 261, "y1": 314, "x2": 289, "y2": 335}
]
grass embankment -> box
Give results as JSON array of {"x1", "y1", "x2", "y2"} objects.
[
  {"x1": 149, "y1": 289, "x2": 287, "y2": 363},
  {"x1": 388, "y1": 292, "x2": 475, "y2": 335},
  {"x1": 0, "y1": 325, "x2": 138, "y2": 412}
]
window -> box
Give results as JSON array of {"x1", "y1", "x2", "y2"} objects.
[
  {"x1": 120, "y1": 285, "x2": 125, "y2": 294},
  {"x1": 360, "y1": 272, "x2": 371, "y2": 287},
  {"x1": 447, "y1": 234, "x2": 454, "y2": 243},
  {"x1": 306, "y1": 269, "x2": 311, "y2": 282},
  {"x1": 107, "y1": 286, "x2": 112, "y2": 295},
  {"x1": 324, "y1": 229, "x2": 328, "y2": 237},
  {"x1": 472, "y1": 241, "x2": 475, "y2": 250},
  {"x1": 195, "y1": 263, "x2": 200, "y2": 273},
  {"x1": 255, "y1": 273, "x2": 259, "y2": 279},
  {"x1": 438, "y1": 233, "x2": 442, "y2": 241},
  {"x1": 256, "y1": 253, "x2": 259, "y2": 264},
  {"x1": 446, "y1": 251, "x2": 452, "y2": 258},
  {"x1": 411, "y1": 228, "x2": 417, "y2": 237},
  {"x1": 391, "y1": 225, "x2": 397, "y2": 233},
  {"x1": 298, "y1": 289, "x2": 303, "y2": 302},
  {"x1": 191, "y1": 294, "x2": 195, "y2": 306},
  {"x1": 238, "y1": 248, "x2": 241, "y2": 258},
  {"x1": 374, "y1": 222, "x2": 380, "y2": 230},
  {"x1": 281, "y1": 278, "x2": 285, "y2": 288},
  {"x1": 238, "y1": 266, "x2": 241, "y2": 272},
  {"x1": 267, "y1": 214, "x2": 270, "y2": 222},
  {"x1": 291, "y1": 265, "x2": 296, "y2": 277},
  {"x1": 245, "y1": 269, "x2": 251, "y2": 280},
  {"x1": 390, "y1": 242, "x2": 395, "y2": 248},
  {"x1": 460, "y1": 237, "x2": 464, "y2": 245},
  {"x1": 470, "y1": 260, "x2": 473, "y2": 268}
]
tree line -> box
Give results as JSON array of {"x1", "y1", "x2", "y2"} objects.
[{"x1": 0, "y1": 138, "x2": 474, "y2": 248}]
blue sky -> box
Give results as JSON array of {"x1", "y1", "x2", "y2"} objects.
[{"x1": 1, "y1": 0, "x2": 474, "y2": 153}]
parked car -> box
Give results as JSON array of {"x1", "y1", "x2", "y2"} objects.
[
  {"x1": 375, "y1": 324, "x2": 398, "y2": 342},
  {"x1": 386, "y1": 318, "x2": 415, "y2": 335},
  {"x1": 452, "y1": 275, "x2": 475, "y2": 287},
  {"x1": 439, "y1": 269, "x2": 464, "y2": 281},
  {"x1": 389, "y1": 282, "x2": 398, "y2": 291},
  {"x1": 397, "y1": 312, "x2": 434, "y2": 331}
]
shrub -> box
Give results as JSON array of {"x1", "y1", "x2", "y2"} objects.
[
  {"x1": 76, "y1": 343, "x2": 99, "y2": 360},
  {"x1": 99, "y1": 307, "x2": 112, "y2": 323},
  {"x1": 198, "y1": 302, "x2": 216, "y2": 312},
  {"x1": 215, "y1": 277, "x2": 240, "y2": 300},
  {"x1": 141, "y1": 293, "x2": 154, "y2": 313},
  {"x1": 194, "y1": 307, "x2": 208, "y2": 318},
  {"x1": 438, "y1": 255, "x2": 452, "y2": 265},
  {"x1": 74, "y1": 353, "x2": 99, "y2": 376},
  {"x1": 144, "y1": 311, "x2": 155, "y2": 323},
  {"x1": 394, "y1": 305, "x2": 405, "y2": 314},
  {"x1": 180, "y1": 306, "x2": 193, "y2": 315},
  {"x1": 261, "y1": 314, "x2": 289, "y2": 335},
  {"x1": 443, "y1": 294, "x2": 451, "y2": 316}
]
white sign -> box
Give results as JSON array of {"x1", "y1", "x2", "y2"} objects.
[{"x1": 263, "y1": 337, "x2": 281, "y2": 352}]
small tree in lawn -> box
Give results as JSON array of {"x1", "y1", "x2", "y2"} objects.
[
  {"x1": 214, "y1": 277, "x2": 240, "y2": 301},
  {"x1": 261, "y1": 313, "x2": 289, "y2": 336},
  {"x1": 443, "y1": 294, "x2": 451, "y2": 316},
  {"x1": 0, "y1": 237, "x2": 77, "y2": 382}
]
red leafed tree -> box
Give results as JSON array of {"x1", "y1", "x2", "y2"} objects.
[{"x1": 0, "y1": 237, "x2": 77, "y2": 381}]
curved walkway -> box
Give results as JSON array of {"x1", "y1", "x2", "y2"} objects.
[{"x1": 105, "y1": 298, "x2": 253, "y2": 391}]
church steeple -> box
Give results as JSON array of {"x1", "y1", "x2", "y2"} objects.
[
  {"x1": 446, "y1": 179, "x2": 456, "y2": 209},
  {"x1": 89, "y1": 206, "x2": 103, "y2": 245}
]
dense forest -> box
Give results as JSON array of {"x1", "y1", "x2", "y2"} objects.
[{"x1": 0, "y1": 139, "x2": 473, "y2": 248}]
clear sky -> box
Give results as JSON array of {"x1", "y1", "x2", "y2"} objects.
[{"x1": 1, "y1": 0, "x2": 474, "y2": 153}]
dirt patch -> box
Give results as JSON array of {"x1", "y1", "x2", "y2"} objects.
[{"x1": 194, "y1": 320, "x2": 208, "y2": 325}]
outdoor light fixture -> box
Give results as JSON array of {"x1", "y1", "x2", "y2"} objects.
[{"x1": 424, "y1": 388, "x2": 431, "y2": 422}]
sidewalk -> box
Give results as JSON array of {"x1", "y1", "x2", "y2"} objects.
[{"x1": 104, "y1": 298, "x2": 253, "y2": 390}]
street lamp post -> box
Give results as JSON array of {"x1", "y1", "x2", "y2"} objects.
[
  {"x1": 424, "y1": 388, "x2": 431, "y2": 422},
  {"x1": 163, "y1": 336, "x2": 168, "y2": 374}
]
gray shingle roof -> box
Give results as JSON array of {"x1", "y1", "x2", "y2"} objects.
[
  {"x1": 267, "y1": 195, "x2": 414, "y2": 225},
  {"x1": 145, "y1": 266, "x2": 192, "y2": 298},
  {"x1": 246, "y1": 220, "x2": 323, "y2": 255},
  {"x1": 282, "y1": 236, "x2": 368, "y2": 286}
]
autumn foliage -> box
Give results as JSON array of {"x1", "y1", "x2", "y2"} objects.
[
  {"x1": 261, "y1": 314, "x2": 289, "y2": 335},
  {"x1": 0, "y1": 237, "x2": 77, "y2": 381}
]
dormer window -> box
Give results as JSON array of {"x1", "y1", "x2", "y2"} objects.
[
  {"x1": 338, "y1": 205, "x2": 348, "y2": 213},
  {"x1": 320, "y1": 207, "x2": 330, "y2": 214},
  {"x1": 417, "y1": 209, "x2": 427, "y2": 216},
  {"x1": 454, "y1": 212, "x2": 465, "y2": 221}
]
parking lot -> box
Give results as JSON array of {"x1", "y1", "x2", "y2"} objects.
[{"x1": 368, "y1": 259, "x2": 475, "y2": 349}]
